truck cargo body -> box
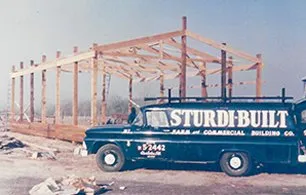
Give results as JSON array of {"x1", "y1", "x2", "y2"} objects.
[{"x1": 83, "y1": 99, "x2": 306, "y2": 175}]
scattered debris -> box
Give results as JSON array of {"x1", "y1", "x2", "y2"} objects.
[
  {"x1": 108, "y1": 181, "x2": 115, "y2": 186},
  {"x1": 22, "y1": 140, "x2": 59, "y2": 153},
  {"x1": 119, "y1": 186, "x2": 126, "y2": 190},
  {"x1": 31, "y1": 151, "x2": 41, "y2": 159},
  {"x1": 74, "y1": 146, "x2": 82, "y2": 156},
  {"x1": 74, "y1": 146, "x2": 88, "y2": 157},
  {"x1": 0, "y1": 135, "x2": 24, "y2": 150},
  {"x1": 0, "y1": 134, "x2": 57, "y2": 160},
  {"x1": 30, "y1": 151, "x2": 56, "y2": 160},
  {"x1": 29, "y1": 175, "x2": 109, "y2": 195}
]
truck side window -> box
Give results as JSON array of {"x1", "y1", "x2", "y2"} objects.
[
  {"x1": 302, "y1": 110, "x2": 306, "y2": 123},
  {"x1": 146, "y1": 111, "x2": 169, "y2": 128}
]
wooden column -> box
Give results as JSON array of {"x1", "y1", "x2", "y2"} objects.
[
  {"x1": 179, "y1": 16, "x2": 187, "y2": 98},
  {"x1": 101, "y1": 67, "x2": 106, "y2": 124},
  {"x1": 55, "y1": 51, "x2": 61, "y2": 124},
  {"x1": 256, "y1": 54, "x2": 263, "y2": 100},
  {"x1": 228, "y1": 56, "x2": 233, "y2": 99},
  {"x1": 11, "y1": 66, "x2": 15, "y2": 121},
  {"x1": 128, "y1": 77, "x2": 133, "y2": 112},
  {"x1": 199, "y1": 62, "x2": 207, "y2": 98},
  {"x1": 221, "y1": 43, "x2": 227, "y2": 99},
  {"x1": 41, "y1": 55, "x2": 47, "y2": 123},
  {"x1": 30, "y1": 60, "x2": 34, "y2": 122},
  {"x1": 19, "y1": 62, "x2": 24, "y2": 121},
  {"x1": 73, "y1": 47, "x2": 78, "y2": 126},
  {"x1": 160, "y1": 73, "x2": 165, "y2": 96},
  {"x1": 91, "y1": 44, "x2": 98, "y2": 126}
]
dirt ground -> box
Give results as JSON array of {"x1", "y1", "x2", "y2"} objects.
[{"x1": 2, "y1": 132, "x2": 306, "y2": 195}]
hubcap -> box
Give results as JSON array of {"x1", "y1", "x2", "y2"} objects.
[
  {"x1": 104, "y1": 153, "x2": 116, "y2": 165},
  {"x1": 229, "y1": 156, "x2": 242, "y2": 169}
]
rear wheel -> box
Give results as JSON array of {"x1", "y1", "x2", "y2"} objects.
[
  {"x1": 220, "y1": 152, "x2": 252, "y2": 177},
  {"x1": 96, "y1": 144, "x2": 125, "y2": 172}
]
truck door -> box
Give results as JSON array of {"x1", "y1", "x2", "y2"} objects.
[
  {"x1": 297, "y1": 108, "x2": 306, "y2": 144},
  {"x1": 295, "y1": 100, "x2": 306, "y2": 140},
  {"x1": 130, "y1": 110, "x2": 177, "y2": 161}
]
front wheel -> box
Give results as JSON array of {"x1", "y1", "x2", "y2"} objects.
[
  {"x1": 220, "y1": 152, "x2": 252, "y2": 177},
  {"x1": 96, "y1": 144, "x2": 125, "y2": 172}
]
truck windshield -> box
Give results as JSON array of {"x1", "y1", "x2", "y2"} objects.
[
  {"x1": 146, "y1": 110, "x2": 169, "y2": 128},
  {"x1": 133, "y1": 112, "x2": 144, "y2": 126}
]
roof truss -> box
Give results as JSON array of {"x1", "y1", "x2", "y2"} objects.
[{"x1": 10, "y1": 27, "x2": 261, "y2": 86}]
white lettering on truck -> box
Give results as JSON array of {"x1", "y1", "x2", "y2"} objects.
[{"x1": 169, "y1": 109, "x2": 289, "y2": 128}]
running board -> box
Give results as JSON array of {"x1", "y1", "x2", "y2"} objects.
[{"x1": 298, "y1": 155, "x2": 306, "y2": 162}]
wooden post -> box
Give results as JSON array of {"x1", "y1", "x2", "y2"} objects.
[
  {"x1": 91, "y1": 44, "x2": 98, "y2": 126},
  {"x1": 19, "y1": 62, "x2": 24, "y2": 121},
  {"x1": 179, "y1": 16, "x2": 187, "y2": 98},
  {"x1": 41, "y1": 55, "x2": 47, "y2": 123},
  {"x1": 30, "y1": 60, "x2": 34, "y2": 122},
  {"x1": 199, "y1": 62, "x2": 207, "y2": 98},
  {"x1": 73, "y1": 47, "x2": 78, "y2": 126},
  {"x1": 160, "y1": 73, "x2": 165, "y2": 101},
  {"x1": 228, "y1": 56, "x2": 233, "y2": 99},
  {"x1": 128, "y1": 77, "x2": 133, "y2": 112},
  {"x1": 55, "y1": 51, "x2": 61, "y2": 124},
  {"x1": 221, "y1": 43, "x2": 227, "y2": 99},
  {"x1": 11, "y1": 66, "x2": 15, "y2": 121},
  {"x1": 256, "y1": 54, "x2": 263, "y2": 100},
  {"x1": 101, "y1": 66, "x2": 106, "y2": 124}
]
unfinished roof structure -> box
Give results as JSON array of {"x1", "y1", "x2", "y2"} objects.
[{"x1": 9, "y1": 17, "x2": 263, "y2": 142}]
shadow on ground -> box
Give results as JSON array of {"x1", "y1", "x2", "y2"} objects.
[{"x1": 128, "y1": 161, "x2": 306, "y2": 176}]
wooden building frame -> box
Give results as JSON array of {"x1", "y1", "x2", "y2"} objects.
[{"x1": 9, "y1": 17, "x2": 263, "y2": 142}]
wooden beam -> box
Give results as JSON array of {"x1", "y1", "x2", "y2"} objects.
[
  {"x1": 159, "y1": 41, "x2": 163, "y2": 58},
  {"x1": 30, "y1": 60, "x2": 34, "y2": 122},
  {"x1": 41, "y1": 55, "x2": 47, "y2": 124},
  {"x1": 101, "y1": 65, "x2": 106, "y2": 125},
  {"x1": 186, "y1": 30, "x2": 258, "y2": 62},
  {"x1": 91, "y1": 44, "x2": 98, "y2": 126},
  {"x1": 78, "y1": 61, "x2": 131, "y2": 80},
  {"x1": 128, "y1": 77, "x2": 133, "y2": 112},
  {"x1": 95, "y1": 30, "x2": 183, "y2": 52},
  {"x1": 104, "y1": 64, "x2": 131, "y2": 79},
  {"x1": 180, "y1": 16, "x2": 187, "y2": 98},
  {"x1": 160, "y1": 73, "x2": 165, "y2": 103},
  {"x1": 10, "y1": 51, "x2": 95, "y2": 78},
  {"x1": 199, "y1": 62, "x2": 207, "y2": 98},
  {"x1": 11, "y1": 66, "x2": 15, "y2": 121},
  {"x1": 19, "y1": 62, "x2": 24, "y2": 121},
  {"x1": 221, "y1": 43, "x2": 227, "y2": 99},
  {"x1": 256, "y1": 54, "x2": 263, "y2": 100},
  {"x1": 101, "y1": 58, "x2": 144, "y2": 76},
  {"x1": 55, "y1": 51, "x2": 61, "y2": 124},
  {"x1": 165, "y1": 38, "x2": 221, "y2": 63},
  {"x1": 228, "y1": 56, "x2": 233, "y2": 99},
  {"x1": 73, "y1": 47, "x2": 78, "y2": 126}
]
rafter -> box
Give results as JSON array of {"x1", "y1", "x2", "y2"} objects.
[
  {"x1": 95, "y1": 30, "x2": 183, "y2": 52},
  {"x1": 165, "y1": 38, "x2": 221, "y2": 63},
  {"x1": 186, "y1": 30, "x2": 258, "y2": 62}
]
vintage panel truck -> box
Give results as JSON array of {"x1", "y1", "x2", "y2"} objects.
[{"x1": 83, "y1": 89, "x2": 306, "y2": 176}]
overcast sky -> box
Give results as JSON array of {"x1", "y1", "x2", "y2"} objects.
[{"x1": 0, "y1": 0, "x2": 306, "y2": 109}]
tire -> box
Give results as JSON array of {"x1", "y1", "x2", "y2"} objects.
[
  {"x1": 96, "y1": 144, "x2": 125, "y2": 172},
  {"x1": 219, "y1": 152, "x2": 252, "y2": 177}
]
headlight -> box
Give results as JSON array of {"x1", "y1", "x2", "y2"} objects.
[{"x1": 82, "y1": 141, "x2": 87, "y2": 150}]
